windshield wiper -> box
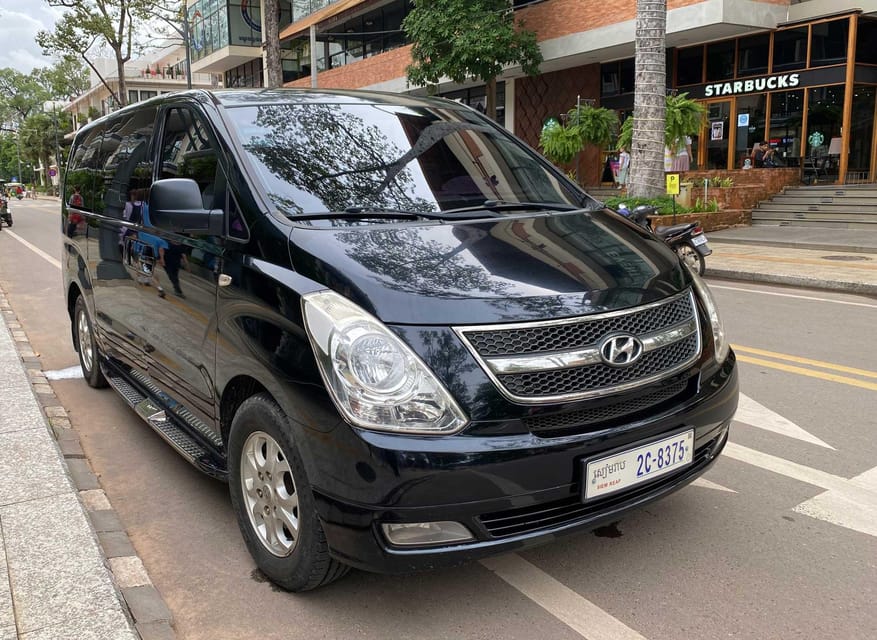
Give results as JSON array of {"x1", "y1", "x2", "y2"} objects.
[
  {"x1": 291, "y1": 205, "x2": 506, "y2": 222},
  {"x1": 290, "y1": 208, "x2": 424, "y2": 221},
  {"x1": 441, "y1": 200, "x2": 581, "y2": 215},
  {"x1": 289, "y1": 201, "x2": 580, "y2": 222}
]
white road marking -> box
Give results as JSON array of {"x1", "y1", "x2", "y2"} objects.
[
  {"x1": 734, "y1": 394, "x2": 834, "y2": 449},
  {"x1": 480, "y1": 554, "x2": 648, "y2": 640},
  {"x1": 690, "y1": 478, "x2": 737, "y2": 493},
  {"x1": 45, "y1": 365, "x2": 84, "y2": 380},
  {"x1": 723, "y1": 442, "x2": 877, "y2": 538},
  {"x1": 709, "y1": 283, "x2": 877, "y2": 309},
  {"x1": 2, "y1": 230, "x2": 61, "y2": 269}
]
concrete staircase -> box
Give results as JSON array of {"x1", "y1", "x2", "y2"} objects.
[{"x1": 751, "y1": 184, "x2": 877, "y2": 228}]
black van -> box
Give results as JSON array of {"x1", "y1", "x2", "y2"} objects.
[{"x1": 62, "y1": 89, "x2": 738, "y2": 591}]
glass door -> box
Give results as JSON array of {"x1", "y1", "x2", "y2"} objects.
[{"x1": 703, "y1": 100, "x2": 732, "y2": 169}]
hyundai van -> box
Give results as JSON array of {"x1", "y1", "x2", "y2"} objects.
[{"x1": 62, "y1": 89, "x2": 738, "y2": 591}]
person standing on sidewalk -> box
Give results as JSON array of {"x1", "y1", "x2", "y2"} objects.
[{"x1": 616, "y1": 146, "x2": 630, "y2": 190}]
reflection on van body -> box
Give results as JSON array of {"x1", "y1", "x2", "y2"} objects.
[{"x1": 63, "y1": 89, "x2": 737, "y2": 592}]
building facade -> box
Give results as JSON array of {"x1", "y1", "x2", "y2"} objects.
[
  {"x1": 65, "y1": 46, "x2": 219, "y2": 131},
  {"x1": 184, "y1": 0, "x2": 877, "y2": 186}
]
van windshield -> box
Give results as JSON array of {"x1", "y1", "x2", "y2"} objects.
[{"x1": 225, "y1": 103, "x2": 587, "y2": 217}]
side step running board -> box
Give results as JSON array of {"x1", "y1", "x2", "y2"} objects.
[{"x1": 105, "y1": 372, "x2": 227, "y2": 480}]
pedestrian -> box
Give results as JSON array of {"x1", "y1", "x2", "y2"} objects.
[
  {"x1": 671, "y1": 136, "x2": 693, "y2": 171},
  {"x1": 616, "y1": 146, "x2": 630, "y2": 189}
]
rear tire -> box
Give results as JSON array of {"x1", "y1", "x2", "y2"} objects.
[
  {"x1": 674, "y1": 242, "x2": 706, "y2": 276},
  {"x1": 228, "y1": 393, "x2": 350, "y2": 592},
  {"x1": 74, "y1": 296, "x2": 107, "y2": 388}
]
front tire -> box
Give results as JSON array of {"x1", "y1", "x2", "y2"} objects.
[
  {"x1": 74, "y1": 296, "x2": 107, "y2": 388},
  {"x1": 674, "y1": 242, "x2": 706, "y2": 276},
  {"x1": 228, "y1": 393, "x2": 349, "y2": 592}
]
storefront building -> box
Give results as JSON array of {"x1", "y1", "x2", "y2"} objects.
[
  {"x1": 603, "y1": 11, "x2": 877, "y2": 184},
  {"x1": 188, "y1": 0, "x2": 877, "y2": 185}
]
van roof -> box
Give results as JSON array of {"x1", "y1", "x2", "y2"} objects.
[
  {"x1": 71, "y1": 88, "x2": 469, "y2": 140},
  {"x1": 210, "y1": 88, "x2": 466, "y2": 110}
]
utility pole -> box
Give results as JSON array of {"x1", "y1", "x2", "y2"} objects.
[{"x1": 182, "y1": 12, "x2": 193, "y2": 90}]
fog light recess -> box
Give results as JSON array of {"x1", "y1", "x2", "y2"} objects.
[{"x1": 382, "y1": 521, "x2": 474, "y2": 547}]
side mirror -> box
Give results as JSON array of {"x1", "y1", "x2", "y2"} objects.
[{"x1": 148, "y1": 178, "x2": 223, "y2": 236}]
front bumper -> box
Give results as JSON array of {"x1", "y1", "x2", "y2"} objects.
[{"x1": 309, "y1": 355, "x2": 738, "y2": 574}]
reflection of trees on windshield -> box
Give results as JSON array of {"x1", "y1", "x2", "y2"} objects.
[
  {"x1": 243, "y1": 104, "x2": 436, "y2": 215},
  {"x1": 336, "y1": 227, "x2": 511, "y2": 297}
]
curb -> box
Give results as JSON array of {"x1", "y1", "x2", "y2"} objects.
[
  {"x1": 0, "y1": 290, "x2": 177, "y2": 640},
  {"x1": 708, "y1": 235, "x2": 877, "y2": 255},
  {"x1": 705, "y1": 267, "x2": 877, "y2": 297}
]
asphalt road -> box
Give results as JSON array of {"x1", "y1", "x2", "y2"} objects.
[{"x1": 1, "y1": 199, "x2": 875, "y2": 640}]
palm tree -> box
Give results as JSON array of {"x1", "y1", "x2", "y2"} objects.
[
  {"x1": 629, "y1": 0, "x2": 667, "y2": 198},
  {"x1": 264, "y1": 0, "x2": 283, "y2": 87}
]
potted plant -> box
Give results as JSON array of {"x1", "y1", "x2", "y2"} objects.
[{"x1": 539, "y1": 103, "x2": 619, "y2": 166}]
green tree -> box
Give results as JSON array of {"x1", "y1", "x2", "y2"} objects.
[
  {"x1": 628, "y1": 0, "x2": 667, "y2": 198},
  {"x1": 403, "y1": 0, "x2": 542, "y2": 120},
  {"x1": 19, "y1": 111, "x2": 74, "y2": 191},
  {"x1": 35, "y1": 57, "x2": 90, "y2": 101},
  {"x1": 37, "y1": 0, "x2": 157, "y2": 108},
  {"x1": 0, "y1": 68, "x2": 48, "y2": 123}
]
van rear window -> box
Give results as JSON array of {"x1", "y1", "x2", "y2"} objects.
[{"x1": 225, "y1": 103, "x2": 582, "y2": 217}]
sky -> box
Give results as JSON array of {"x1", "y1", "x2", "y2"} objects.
[{"x1": 0, "y1": 0, "x2": 64, "y2": 73}]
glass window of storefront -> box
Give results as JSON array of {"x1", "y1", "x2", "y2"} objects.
[
  {"x1": 850, "y1": 85, "x2": 876, "y2": 182},
  {"x1": 806, "y1": 85, "x2": 845, "y2": 178},
  {"x1": 677, "y1": 46, "x2": 704, "y2": 86},
  {"x1": 773, "y1": 26, "x2": 809, "y2": 72},
  {"x1": 735, "y1": 94, "x2": 766, "y2": 161},
  {"x1": 706, "y1": 41, "x2": 735, "y2": 82},
  {"x1": 856, "y1": 18, "x2": 877, "y2": 65},
  {"x1": 737, "y1": 34, "x2": 770, "y2": 77},
  {"x1": 768, "y1": 89, "x2": 804, "y2": 161},
  {"x1": 601, "y1": 59, "x2": 635, "y2": 96},
  {"x1": 810, "y1": 19, "x2": 848, "y2": 67}
]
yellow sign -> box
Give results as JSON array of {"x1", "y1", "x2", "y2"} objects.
[{"x1": 666, "y1": 173, "x2": 680, "y2": 195}]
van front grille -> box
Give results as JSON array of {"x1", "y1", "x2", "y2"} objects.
[
  {"x1": 521, "y1": 379, "x2": 689, "y2": 437},
  {"x1": 455, "y1": 290, "x2": 702, "y2": 404}
]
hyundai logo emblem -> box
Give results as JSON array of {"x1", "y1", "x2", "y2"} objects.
[{"x1": 599, "y1": 334, "x2": 644, "y2": 367}]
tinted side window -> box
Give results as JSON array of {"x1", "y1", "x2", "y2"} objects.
[
  {"x1": 159, "y1": 107, "x2": 224, "y2": 209},
  {"x1": 66, "y1": 127, "x2": 104, "y2": 213},
  {"x1": 99, "y1": 108, "x2": 158, "y2": 218}
]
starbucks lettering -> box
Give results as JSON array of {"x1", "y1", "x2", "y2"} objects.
[{"x1": 704, "y1": 73, "x2": 801, "y2": 98}]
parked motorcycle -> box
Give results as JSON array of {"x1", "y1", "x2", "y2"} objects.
[
  {"x1": 617, "y1": 204, "x2": 711, "y2": 275},
  {"x1": 0, "y1": 195, "x2": 11, "y2": 229}
]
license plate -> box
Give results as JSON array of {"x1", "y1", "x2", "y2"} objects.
[
  {"x1": 583, "y1": 430, "x2": 694, "y2": 500},
  {"x1": 691, "y1": 234, "x2": 708, "y2": 246}
]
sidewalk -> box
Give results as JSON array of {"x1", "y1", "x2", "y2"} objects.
[
  {"x1": 706, "y1": 226, "x2": 877, "y2": 296},
  {"x1": 0, "y1": 290, "x2": 173, "y2": 639}
]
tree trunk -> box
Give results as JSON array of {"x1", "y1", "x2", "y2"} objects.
[
  {"x1": 263, "y1": 0, "x2": 283, "y2": 88},
  {"x1": 114, "y1": 46, "x2": 128, "y2": 107},
  {"x1": 486, "y1": 77, "x2": 497, "y2": 121},
  {"x1": 629, "y1": 0, "x2": 666, "y2": 199}
]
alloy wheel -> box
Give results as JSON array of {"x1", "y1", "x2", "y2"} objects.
[{"x1": 240, "y1": 431, "x2": 299, "y2": 557}]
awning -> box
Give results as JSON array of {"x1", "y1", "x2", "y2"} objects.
[{"x1": 279, "y1": 0, "x2": 373, "y2": 41}]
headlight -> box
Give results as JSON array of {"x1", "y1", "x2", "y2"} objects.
[
  {"x1": 302, "y1": 290, "x2": 468, "y2": 435},
  {"x1": 689, "y1": 271, "x2": 729, "y2": 364}
]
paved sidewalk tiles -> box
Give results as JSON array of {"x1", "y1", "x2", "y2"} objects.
[{"x1": 0, "y1": 288, "x2": 175, "y2": 640}]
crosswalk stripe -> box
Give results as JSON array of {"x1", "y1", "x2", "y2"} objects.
[{"x1": 481, "y1": 554, "x2": 648, "y2": 640}]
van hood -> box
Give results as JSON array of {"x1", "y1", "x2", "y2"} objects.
[{"x1": 288, "y1": 210, "x2": 689, "y2": 325}]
